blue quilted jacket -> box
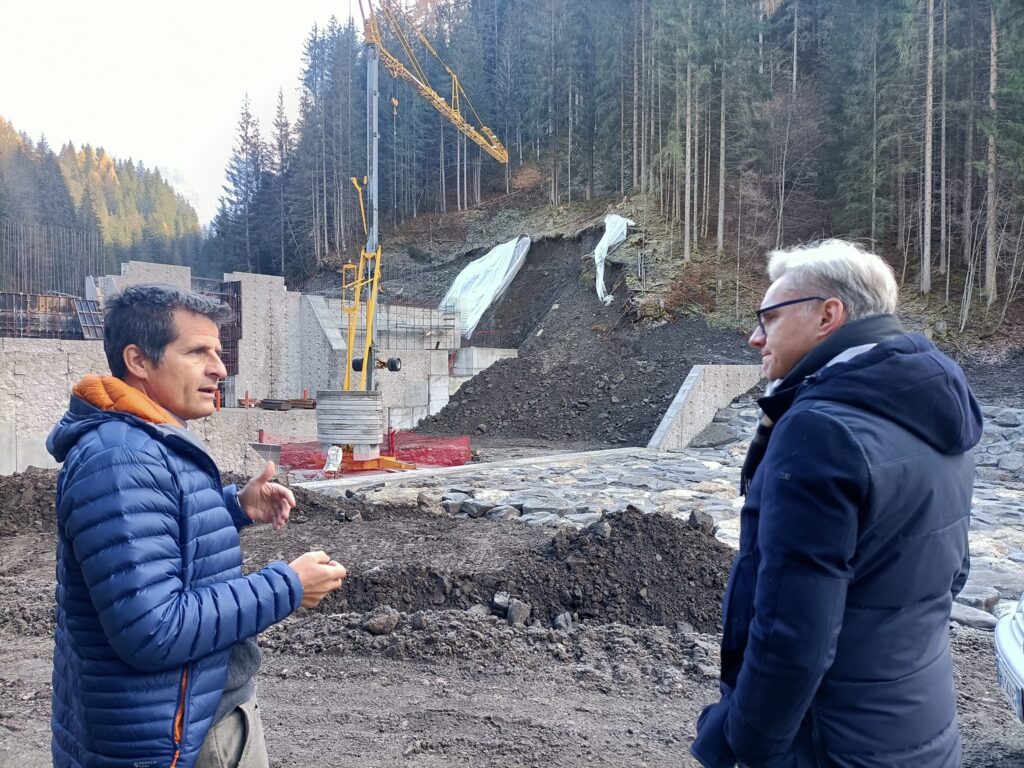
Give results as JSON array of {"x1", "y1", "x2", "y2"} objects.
[{"x1": 47, "y1": 392, "x2": 303, "y2": 768}]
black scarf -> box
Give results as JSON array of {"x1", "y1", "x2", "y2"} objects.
[{"x1": 739, "y1": 313, "x2": 905, "y2": 495}]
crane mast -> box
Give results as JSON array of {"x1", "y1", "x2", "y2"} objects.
[{"x1": 344, "y1": 0, "x2": 509, "y2": 395}]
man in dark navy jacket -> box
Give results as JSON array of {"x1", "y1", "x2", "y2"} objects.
[
  {"x1": 47, "y1": 285, "x2": 348, "y2": 768},
  {"x1": 691, "y1": 240, "x2": 982, "y2": 768}
]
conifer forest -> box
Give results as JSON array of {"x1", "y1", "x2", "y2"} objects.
[{"x1": 1, "y1": 0, "x2": 1023, "y2": 327}]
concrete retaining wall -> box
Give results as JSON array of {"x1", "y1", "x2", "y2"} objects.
[
  {"x1": 0, "y1": 338, "x2": 107, "y2": 473},
  {"x1": 191, "y1": 408, "x2": 318, "y2": 475},
  {"x1": 119, "y1": 262, "x2": 192, "y2": 292},
  {"x1": 647, "y1": 364, "x2": 762, "y2": 451},
  {"x1": 223, "y1": 272, "x2": 296, "y2": 402}
]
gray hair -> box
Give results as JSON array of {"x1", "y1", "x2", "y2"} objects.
[
  {"x1": 767, "y1": 239, "x2": 898, "y2": 321},
  {"x1": 104, "y1": 284, "x2": 231, "y2": 378}
]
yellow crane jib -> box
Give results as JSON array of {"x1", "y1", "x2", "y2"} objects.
[{"x1": 357, "y1": 0, "x2": 509, "y2": 165}]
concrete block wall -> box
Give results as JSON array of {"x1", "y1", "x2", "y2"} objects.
[
  {"x1": 300, "y1": 296, "x2": 346, "y2": 396},
  {"x1": 648, "y1": 364, "x2": 763, "y2": 451},
  {"x1": 223, "y1": 272, "x2": 294, "y2": 402},
  {"x1": 118, "y1": 261, "x2": 192, "y2": 292},
  {"x1": 190, "y1": 408, "x2": 317, "y2": 475},
  {"x1": 282, "y1": 291, "x2": 302, "y2": 396},
  {"x1": 0, "y1": 338, "x2": 107, "y2": 473}
]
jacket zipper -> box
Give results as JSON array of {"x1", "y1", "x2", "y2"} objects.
[{"x1": 169, "y1": 666, "x2": 189, "y2": 767}]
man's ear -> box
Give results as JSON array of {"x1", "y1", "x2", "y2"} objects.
[
  {"x1": 122, "y1": 344, "x2": 151, "y2": 380},
  {"x1": 818, "y1": 297, "x2": 847, "y2": 337}
]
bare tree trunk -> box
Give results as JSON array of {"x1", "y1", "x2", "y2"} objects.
[
  {"x1": 658, "y1": 62, "x2": 664, "y2": 213},
  {"x1": 550, "y1": 1, "x2": 559, "y2": 204},
  {"x1": 640, "y1": 9, "x2": 647, "y2": 196},
  {"x1": 684, "y1": 56, "x2": 693, "y2": 262},
  {"x1": 675, "y1": 52, "x2": 682, "y2": 222},
  {"x1": 440, "y1": 124, "x2": 446, "y2": 214},
  {"x1": 620, "y1": 27, "x2": 626, "y2": 196},
  {"x1": 758, "y1": 9, "x2": 764, "y2": 76},
  {"x1": 897, "y1": 134, "x2": 906, "y2": 253},
  {"x1": 939, "y1": 0, "x2": 948, "y2": 279},
  {"x1": 775, "y1": 106, "x2": 792, "y2": 250},
  {"x1": 791, "y1": 0, "x2": 799, "y2": 95},
  {"x1": 984, "y1": 4, "x2": 998, "y2": 304},
  {"x1": 717, "y1": 26, "x2": 727, "y2": 256},
  {"x1": 693, "y1": 83, "x2": 701, "y2": 245},
  {"x1": 922, "y1": 0, "x2": 934, "y2": 294},
  {"x1": 871, "y1": 2, "x2": 879, "y2": 247},
  {"x1": 703, "y1": 100, "x2": 712, "y2": 238},
  {"x1": 963, "y1": 7, "x2": 975, "y2": 271},
  {"x1": 632, "y1": 0, "x2": 640, "y2": 191},
  {"x1": 568, "y1": 50, "x2": 574, "y2": 205}
]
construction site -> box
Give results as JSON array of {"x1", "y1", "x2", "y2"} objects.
[{"x1": 3, "y1": 0, "x2": 1024, "y2": 765}]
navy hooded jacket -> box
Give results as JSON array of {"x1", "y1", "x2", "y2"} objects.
[
  {"x1": 692, "y1": 320, "x2": 982, "y2": 768},
  {"x1": 47, "y1": 385, "x2": 303, "y2": 768}
]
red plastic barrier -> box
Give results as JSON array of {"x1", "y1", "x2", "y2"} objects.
[
  {"x1": 392, "y1": 431, "x2": 471, "y2": 467},
  {"x1": 259, "y1": 431, "x2": 471, "y2": 470}
]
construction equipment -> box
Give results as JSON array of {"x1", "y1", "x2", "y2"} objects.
[{"x1": 320, "y1": 0, "x2": 509, "y2": 474}]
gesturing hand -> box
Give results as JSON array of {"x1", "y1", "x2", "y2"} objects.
[
  {"x1": 289, "y1": 551, "x2": 348, "y2": 609},
  {"x1": 238, "y1": 461, "x2": 296, "y2": 531}
]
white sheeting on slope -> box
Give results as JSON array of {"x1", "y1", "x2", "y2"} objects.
[
  {"x1": 440, "y1": 234, "x2": 531, "y2": 339},
  {"x1": 593, "y1": 214, "x2": 635, "y2": 306}
]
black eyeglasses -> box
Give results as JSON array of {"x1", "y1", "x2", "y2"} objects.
[{"x1": 755, "y1": 296, "x2": 827, "y2": 336}]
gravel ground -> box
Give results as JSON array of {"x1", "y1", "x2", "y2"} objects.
[{"x1": 1, "y1": 471, "x2": 1023, "y2": 766}]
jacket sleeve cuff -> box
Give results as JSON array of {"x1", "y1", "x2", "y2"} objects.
[
  {"x1": 691, "y1": 699, "x2": 738, "y2": 768},
  {"x1": 725, "y1": 703, "x2": 795, "y2": 765},
  {"x1": 223, "y1": 484, "x2": 252, "y2": 529},
  {"x1": 268, "y1": 560, "x2": 305, "y2": 615}
]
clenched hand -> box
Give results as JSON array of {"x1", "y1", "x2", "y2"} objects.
[{"x1": 289, "y1": 551, "x2": 348, "y2": 609}]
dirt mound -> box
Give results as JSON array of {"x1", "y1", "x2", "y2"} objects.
[
  {"x1": 0, "y1": 467, "x2": 58, "y2": 537},
  {"x1": 417, "y1": 234, "x2": 756, "y2": 445},
  {"x1": 523, "y1": 507, "x2": 731, "y2": 630},
  {"x1": 243, "y1": 492, "x2": 733, "y2": 633}
]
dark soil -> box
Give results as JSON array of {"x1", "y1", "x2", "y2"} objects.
[
  {"x1": 247, "y1": 482, "x2": 733, "y2": 633},
  {"x1": 960, "y1": 345, "x2": 1024, "y2": 408},
  {"x1": 417, "y1": 233, "x2": 757, "y2": 445},
  {"x1": 0, "y1": 466, "x2": 57, "y2": 538}
]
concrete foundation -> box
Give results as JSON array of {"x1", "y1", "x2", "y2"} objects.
[
  {"x1": 0, "y1": 337, "x2": 107, "y2": 473},
  {"x1": 647, "y1": 364, "x2": 762, "y2": 451}
]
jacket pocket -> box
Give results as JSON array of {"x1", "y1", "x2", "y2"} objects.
[{"x1": 169, "y1": 665, "x2": 190, "y2": 768}]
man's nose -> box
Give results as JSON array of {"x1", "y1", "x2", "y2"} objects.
[
  {"x1": 210, "y1": 354, "x2": 228, "y2": 379},
  {"x1": 749, "y1": 325, "x2": 765, "y2": 349}
]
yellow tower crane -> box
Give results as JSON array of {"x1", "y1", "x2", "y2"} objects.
[
  {"x1": 326, "y1": 0, "x2": 508, "y2": 474},
  {"x1": 343, "y1": 0, "x2": 509, "y2": 395}
]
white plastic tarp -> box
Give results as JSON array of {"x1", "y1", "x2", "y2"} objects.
[
  {"x1": 441, "y1": 234, "x2": 531, "y2": 339},
  {"x1": 593, "y1": 214, "x2": 634, "y2": 306}
]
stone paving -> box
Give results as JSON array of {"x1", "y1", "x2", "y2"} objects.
[{"x1": 302, "y1": 398, "x2": 1024, "y2": 629}]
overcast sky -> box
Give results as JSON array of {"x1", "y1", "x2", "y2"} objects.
[{"x1": 0, "y1": 0, "x2": 358, "y2": 225}]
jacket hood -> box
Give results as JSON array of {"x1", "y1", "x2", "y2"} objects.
[
  {"x1": 47, "y1": 375, "x2": 196, "y2": 463},
  {"x1": 794, "y1": 332, "x2": 983, "y2": 456}
]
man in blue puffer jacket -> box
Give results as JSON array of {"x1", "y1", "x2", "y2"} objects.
[
  {"x1": 691, "y1": 240, "x2": 983, "y2": 767},
  {"x1": 47, "y1": 284, "x2": 349, "y2": 768}
]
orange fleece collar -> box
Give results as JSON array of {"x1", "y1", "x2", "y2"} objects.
[{"x1": 73, "y1": 374, "x2": 178, "y2": 426}]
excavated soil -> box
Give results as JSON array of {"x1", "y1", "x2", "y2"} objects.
[
  {"x1": 2, "y1": 470, "x2": 1023, "y2": 766},
  {"x1": 417, "y1": 233, "x2": 757, "y2": 445}
]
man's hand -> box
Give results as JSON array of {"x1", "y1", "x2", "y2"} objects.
[
  {"x1": 238, "y1": 461, "x2": 295, "y2": 531},
  {"x1": 289, "y1": 551, "x2": 347, "y2": 609}
]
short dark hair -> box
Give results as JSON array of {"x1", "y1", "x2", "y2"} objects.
[{"x1": 103, "y1": 284, "x2": 231, "y2": 378}]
